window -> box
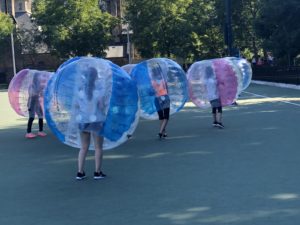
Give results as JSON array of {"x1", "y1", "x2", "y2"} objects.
[{"x1": 18, "y1": 2, "x2": 23, "y2": 11}]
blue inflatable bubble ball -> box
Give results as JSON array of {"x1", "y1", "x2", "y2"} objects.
[
  {"x1": 121, "y1": 64, "x2": 136, "y2": 74},
  {"x1": 44, "y1": 57, "x2": 139, "y2": 150},
  {"x1": 226, "y1": 57, "x2": 252, "y2": 92},
  {"x1": 130, "y1": 58, "x2": 189, "y2": 120}
]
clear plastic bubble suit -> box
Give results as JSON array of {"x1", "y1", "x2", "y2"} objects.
[
  {"x1": 121, "y1": 64, "x2": 136, "y2": 74},
  {"x1": 8, "y1": 69, "x2": 53, "y2": 117},
  {"x1": 130, "y1": 58, "x2": 188, "y2": 119},
  {"x1": 226, "y1": 57, "x2": 252, "y2": 92},
  {"x1": 187, "y1": 58, "x2": 242, "y2": 108},
  {"x1": 44, "y1": 57, "x2": 139, "y2": 150}
]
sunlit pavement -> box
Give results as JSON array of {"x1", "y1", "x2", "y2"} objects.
[{"x1": 0, "y1": 83, "x2": 300, "y2": 225}]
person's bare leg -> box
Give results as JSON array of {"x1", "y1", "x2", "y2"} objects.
[
  {"x1": 93, "y1": 133, "x2": 104, "y2": 173},
  {"x1": 213, "y1": 113, "x2": 217, "y2": 123},
  {"x1": 158, "y1": 120, "x2": 163, "y2": 137},
  {"x1": 160, "y1": 119, "x2": 168, "y2": 134},
  {"x1": 78, "y1": 132, "x2": 90, "y2": 173},
  {"x1": 157, "y1": 120, "x2": 163, "y2": 139},
  {"x1": 216, "y1": 112, "x2": 222, "y2": 123}
]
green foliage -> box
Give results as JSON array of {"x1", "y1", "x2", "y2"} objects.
[
  {"x1": 0, "y1": 12, "x2": 14, "y2": 39},
  {"x1": 32, "y1": 0, "x2": 118, "y2": 58},
  {"x1": 126, "y1": 0, "x2": 300, "y2": 63},
  {"x1": 231, "y1": 0, "x2": 263, "y2": 57},
  {"x1": 185, "y1": 0, "x2": 224, "y2": 61},
  {"x1": 255, "y1": 0, "x2": 300, "y2": 65},
  {"x1": 125, "y1": 0, "x2": 224, "y2": 62},
  {"x1": 0, "y1": 13, "x2": 14, "y2": 64},
  {"x1": 213, "y1": 0, "x2": 264, "y2": 59},
  {"x1": 16, "y1": 26, "x2": 43, "y2": 55},
  {"x1": 2, "y1": 0, "x2": 296, "y2": 66}
]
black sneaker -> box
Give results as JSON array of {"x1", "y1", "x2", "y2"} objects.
[
  {"x1": 158, "y1": 133, "x2": 163, "y2": 139},
  {"x1": 212, "y1": 121, "x2": 218, "y2": 127},
  {"x1": 76, "y1": 171, "x2": 86, "y2": 180},
  {"x1": 94, "y1": 171, "x2": 106, "y2": 180},
  {"x1": 216, "y1": 123, "x2": 225, "y2": 129},
  {"x1": 162, "y1": 129, "x2": 167, "y2": 138}
]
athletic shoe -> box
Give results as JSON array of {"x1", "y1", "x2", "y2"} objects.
[
  {"x1": 37, "y1": 131, "x2": 47, "y2": 137},
  {"x1": 94, "y1": 171, "x2": 106, "y2": 180},
  {"x1": 212, "y1": 121, "x2": 218, "y2": 127},
  {"x1": 158, "y1": 133, "x2": 163, "y2": 139},
  {"x1": 25, "y1": 133, "x2": 37, "y2": 138},
  {"x1": 216, "y1": 123, "x2": 225, "y2": 129},
  {"x1": 76, "y1": 172, "x2": 86, "y2": 180}
]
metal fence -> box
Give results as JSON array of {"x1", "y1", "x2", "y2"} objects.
[{"x1": 252, "y1": 65, "x2": 300, "y2": 85}]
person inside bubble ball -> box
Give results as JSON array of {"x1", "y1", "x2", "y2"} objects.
[
  {"x1": 205, "y1": 67, "x2": 224, "y2": 129},
  {"x1": 25, "y1": 72, "x2": 47, "y2": 138},
  {"x1": 75, "y1": 67, "x2": 107, "y2": 180},
  {"x1": 150, "y1": 63, "x2": 170, "y2": 139}
]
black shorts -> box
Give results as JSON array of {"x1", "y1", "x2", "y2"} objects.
[
  {"x1": 210, "y1": 98, "x2": 221, "y2": 108},
  {"x1": 157, "y1": 108, "x2": 170, "y2": 120},
  {"x1": 212, "y1": 106, "x2": 222, "y2": 114}
]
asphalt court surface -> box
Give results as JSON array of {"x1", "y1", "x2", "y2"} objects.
[{"x1": 0, "y1": 83, "x2": 299, "y2": 225}]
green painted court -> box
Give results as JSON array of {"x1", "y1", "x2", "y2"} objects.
[{"x1": 0, "y1": 83, "x2": 299, "y2": 225}]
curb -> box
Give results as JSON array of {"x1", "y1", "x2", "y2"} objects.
[{"x1": 252, "y1": 80, "x2": 300, "y2": 90}]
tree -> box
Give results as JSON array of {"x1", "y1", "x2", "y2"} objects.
[
  {"x1": 0, "y1": 12, "x2": 14, "y2": 77},
  {"x1": 184, "y1": 0, "x2": 224, "y2": 61},
  {"x1": 125, "y1": 0, "x2": 192, "y2": 58},
  {"x1": 255, "y1": 0, "x2": 300, "y2": 65},
  {"x1": 229, "y1": 0, "x2": 263, "y2": 58},
  {"x1": 0, "y1": 12, "x2": 14, "y2": 39},
  {"x1": 16, "y1": 25, "x2": 46, "y2": 67},
  {"x1": 125, "y1": 0, "x2": 224, "y2": 62},
  {"x1": 213, "y1": 0, "x2": 264, "y2": 59},
  {"x1": 32, "y1": 0, "x2": 118, "y2": 58}
]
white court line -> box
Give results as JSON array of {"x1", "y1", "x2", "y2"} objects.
[{"x1": 243, "y1": 91, "x2": 300, "y2": 107}]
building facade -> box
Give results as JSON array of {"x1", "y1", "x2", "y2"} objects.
[
  {"x1": 0, "y1": 0, "x2": 31, "y2": 15},
  {"x1": 0, "y1": 0, "x2": 59, "y2": 83},
  {"x1": 0, "y1": 0, "x2": 130, "y2": 84}
]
